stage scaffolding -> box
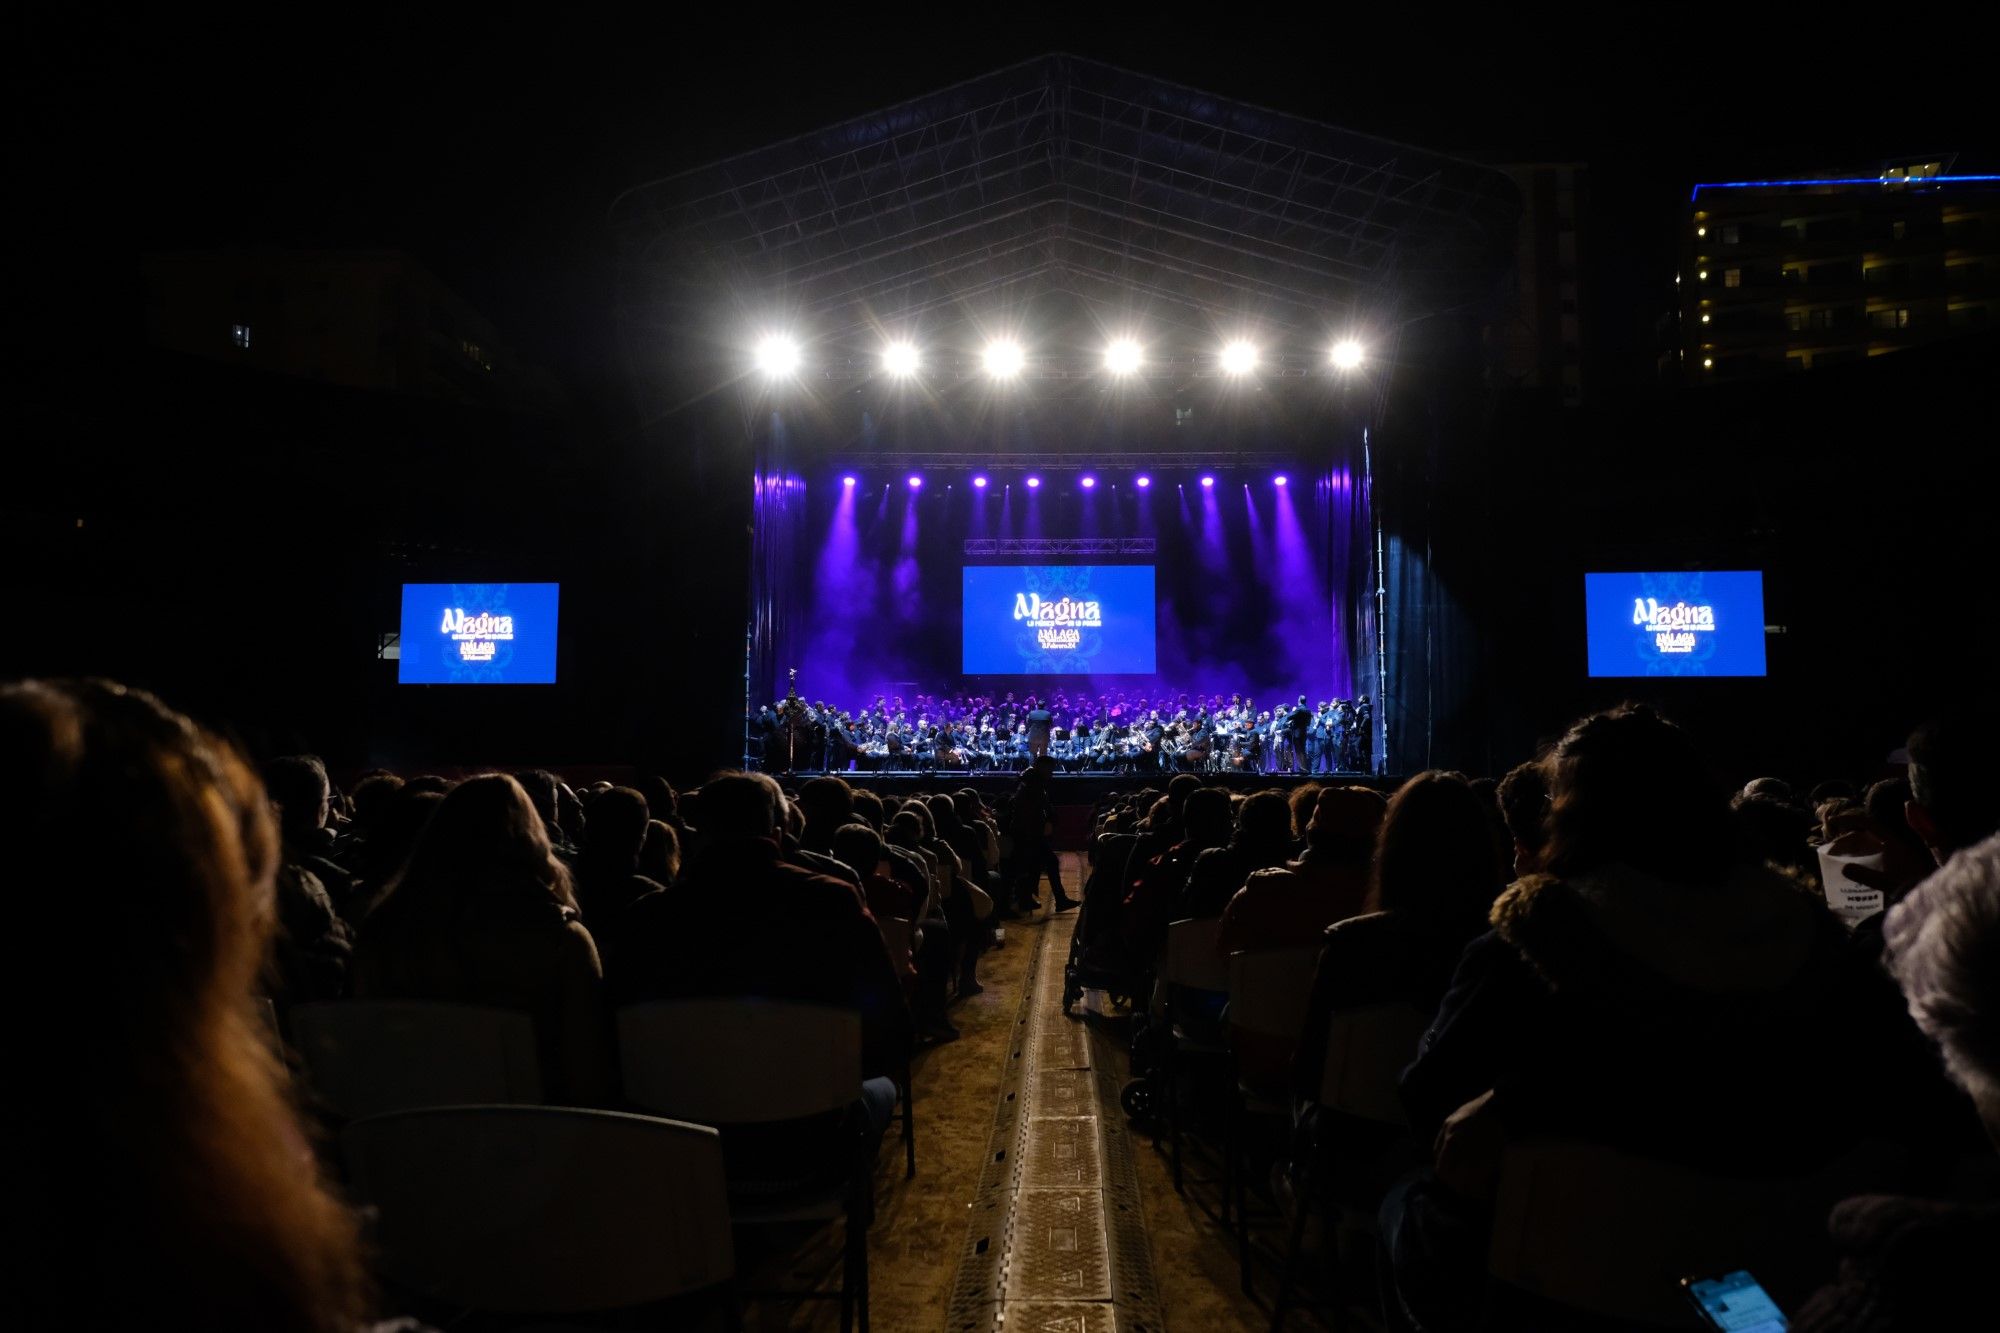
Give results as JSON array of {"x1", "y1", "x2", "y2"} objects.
[
  {"x1": 612, "y1": 54, "x2": 1519, "y2": 362},
  {"x1": 616, "y1": 54, "x2": 1521, "y2": 780}
]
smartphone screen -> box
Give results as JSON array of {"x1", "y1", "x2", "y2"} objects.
[{"x1": 1683, "y1": 1271, "x2": 1787, "y2": 1332}]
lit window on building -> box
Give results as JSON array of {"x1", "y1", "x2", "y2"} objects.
[
  {"x1": 231, "y1": 323, "x2": 251, "y2": 349},
  {"x1": 1893, "y1": 220, "x2": 1908, "y2": 240},
  {"x1": 1808, "y1": 308, "x2": 1836, "y2": 330},
  {"x1": 1724, "y1": 269, "x2": 1742, "y2": 288},
  {"x1": 1869, "y1": 308, "x2": 1911, "y2": 330},
  {"x1": 1786, "y1": 311, "x2": 1806, "y2": 332}
]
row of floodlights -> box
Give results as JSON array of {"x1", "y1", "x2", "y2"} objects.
[
  {"x1": 755, "y1": 335, "x2": 1366, "y2": 380},
  {"x1": 842, "y1": 473, "x2": 1287, "y2": 489}
]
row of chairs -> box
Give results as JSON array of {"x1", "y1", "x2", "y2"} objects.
[
  {"x1": 1143, "y1": 919, "x2": 1903, "y2": 1331},
  {"x1": 285, "y1": 998, "x2": 894, "y2": 1332}
]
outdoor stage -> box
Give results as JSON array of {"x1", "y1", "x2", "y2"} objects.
[{"x1": 747, "y1": 455, "x2": 1385, "y2": 775}]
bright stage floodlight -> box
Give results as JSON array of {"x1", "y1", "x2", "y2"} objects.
[
  {"x1": 1329, "y1": 339, "x2": 1365, "y2": 371},
  {"x1": 907, "y1": 475, "x2": 923, "y2": 489},
  {"x1": 1079, "y1": 474, "x2": 1096, "y2": 489},
  {"x1": 1134, "y1": 475, "x2": 1151, "y2": 488},
  {"x1": 983, "y1": 339, "x2": 1025, "y2": 379},
  {"x1": 881, "y1": 340, "x2": 921, "y2": 377},
  {"x1": 1104, "y1": 338, "x2": 1143, "y2": 376},
  {"x1": 1200, "y1": 474, "x2": 1216, "y2": 488},
  {"x1": 971, "y1": 474, "x2": 988, "y2": 489},
  {"x1": 1025, "y1": 475, "x2": 1041, "y2": 489},
  {"x1": 1274, "y1": 474, "x2": 1288, "y2": 486},
  {"x1": 841, "y1": 474, "x2": 857, "y2": 487},
  {"x1": 754, "y1": 334, "x2": 801, "y2": 377},
  {"x1": 1219, "y1": 340, "x2": 1258, "y2": 376}
]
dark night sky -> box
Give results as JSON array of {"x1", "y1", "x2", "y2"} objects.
[{"x1": 18, "y1": 10, "x2": 1991, "y2": 405}]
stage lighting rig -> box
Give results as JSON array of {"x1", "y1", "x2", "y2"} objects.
[
  {"x1": 754, "y1": 334, "x2": 801, "y2": 377},
  {"x1": 983, "y1": 339, "x2": 1025, "y2": 378}
]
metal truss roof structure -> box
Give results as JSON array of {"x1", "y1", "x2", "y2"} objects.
[{"x1": 613, "y1": 53, "x2": 1521, "y2": 365}]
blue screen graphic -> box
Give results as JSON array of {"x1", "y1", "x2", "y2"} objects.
[
  {"x1": 1585, "y1": 571, "x2": 1766, "y2": 678},
  {"x1": 962, "y1": 565, "x2": 1156, "y2": 675},
  {"x1": 399, "y1": 583, "x2": 560, "y2": 684}
]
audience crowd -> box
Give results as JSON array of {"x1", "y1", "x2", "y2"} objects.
[{"x1": 11, "y1": 673, "x2": 1998, "y2": 1331}]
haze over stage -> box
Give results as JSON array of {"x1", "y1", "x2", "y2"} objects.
[{"x1": 752, "y1": 464, "x2": 1366, "y2": 715}]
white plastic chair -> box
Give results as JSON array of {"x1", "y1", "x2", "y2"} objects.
[
  {"x1": 873, "y1": 918, "x2": 921, "y2": 1179},
  {"x1": 617, "y1": 999, "x2": 871, "y2": 1333},
  {"x1": 1319, "y1": 1003, "x2": 1429, "y2": 1126},
  {"x1": 1271, "y1": 1002, "x2": 1430, "y2": 1328},
  {"x1": 342, "y1": 1105, "x2": 732, "y2": 1318},
  {"x1": 1223, "y1": 947, "x2": 1321, "y2": 1295},
  {"x1": 290, "y1": 1000, "x2": 542, "y2": 1119},
  {"x1": 1487, "y1": 1138, "x2": 1907, "y2": 1327},
  {"x1": 1159, "y1": 918, "x2": 1231, "y2": 1195}
]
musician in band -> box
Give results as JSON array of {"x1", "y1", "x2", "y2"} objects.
[{"x1": 752, "y1": 682, "x2": 1372, "y2": 775}]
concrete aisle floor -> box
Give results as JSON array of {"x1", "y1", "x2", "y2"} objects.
[
  {"x1": 738, "y1": 873, "x2": 1042, "y2": 1331},
  {"x1": 741, "y1": 853, "x2": 1328, "y2": 1332}
]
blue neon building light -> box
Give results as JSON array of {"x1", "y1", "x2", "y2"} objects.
[{"x1": 1690, "y1": 174, "x2": 2000, "y2": 202}]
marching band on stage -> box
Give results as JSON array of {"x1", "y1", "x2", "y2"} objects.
[{"x1": 753, "y1": 682, "x2": 1372, "y2": 776}]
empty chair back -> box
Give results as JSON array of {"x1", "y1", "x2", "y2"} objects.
[
  {"x1": 344, "y1": 1106, "x2": 732, "y2": 1314},
  {"x1": 618, "y1": 998, "x2": 859, "y2": 1124},
  {"x1": 1317, "y1": 1003, "x2": 1428, "y2": 1125},
  {"x1": 1164, "y1": 917, "x2": 1230, "y2": 993},
  {"x1": 290, "y1": 1001, "x2": 542, "y2": 1119},
  {"x1": 1226, "y1": 948, "x2": 1321, "y2": 1039},
  {"x1": 1488, "y1": 1139, "x2": 1907, "y2": 1327}
]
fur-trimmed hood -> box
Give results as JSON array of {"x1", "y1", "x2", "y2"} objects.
[{"x1": 1491, "y1": 859, "x2": 1833, "y2": 999}]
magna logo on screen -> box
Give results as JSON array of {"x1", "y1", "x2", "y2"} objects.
[
  {"x1": 1631, "y1": 597, "x2": 1716, "y2": 655},
  {"x1": 440, "y1": 607, "x2": 515, "y2": 663},
  {"x1": 1012, "y1": 592, "x2": 1101, "y2": 651}
]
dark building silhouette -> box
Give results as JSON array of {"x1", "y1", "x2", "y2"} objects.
[
  {"x1": 1666, "y1": 157, "x2": 2000, "y2": 381},
  {"x1": 143, "y1": 250, "x2": 564, "y2": 412}
]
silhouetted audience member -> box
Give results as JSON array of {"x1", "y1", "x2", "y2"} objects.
[
  {"x1": 1384, "y1": 705, "x2": 1912, "y2": 1332},
  {"x1": 1904, "y1": 711, "x2": 2000, "y2": 867},
  {"x1": 260, "y1": 754, "x2": 354, "y2": 1007},
  {"x1": 614, "y1": 772, "x2": 911, "y2": 1085},
  {"x1": 345, "y1": 787, "x2": 443, "y2": 924},
  {"x1": 354, "y1": 774, "x2": 611, "y2": 1105},
  {"x1": 7, "y1": 679, "x2": 372, "y2": 1333},
  {"x1": 1293, "y1": 772, "x2": 1503, "y2": 1117},
  {"x1": 1219, "y1": 785, "x2": 1383, "y2": 957},
  {"x1": 1182, "y1": 788, "x2": 1296, "y2": 917},
  {"x1": 511, "y1": 769, "x2": 569, "y2": 851},
  {"x1": 638, "y1": 817, "x2": 681, "y2": 887},
  {"x1": 638, "y1": 774, "x2": 686, "y2": 836},
  {"x1": 783, "y1": 777, "x2": 864, "y2": 892},
  {"x1": 1495, "y1": 759, "x2": 1550, "y2": 879},
  {"x1": 1116, "y1": 785, "x2": 1234, "y2": 972},
  {"x1": 570, "y1": 785, "x2": 660, "y2": 968},
  {"x1": 1793, "y1": 831, "x2": 2000, "y2": 1332}
]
